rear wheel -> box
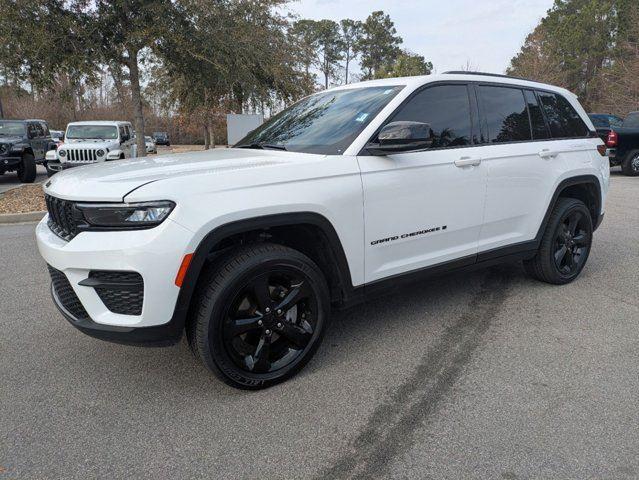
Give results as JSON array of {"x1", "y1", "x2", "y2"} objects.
[
  {"x1": 188, "y1": 243, "x2": 330, "y2": 389},
  {"x1": 17, "y1": 152, "x2": 36, "y2": 183},
  {"x1": 524, "y1": 198, "x2": 593, "y2": 285},
  {"x1": 621, "y1": 151, "x2": 639, "y2": 176}
]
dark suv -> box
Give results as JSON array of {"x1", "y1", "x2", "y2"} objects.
[
  {"x1": 0, "y1": 119, "x2": 53, "y2": 183},
  {"x1": 152, "y1": 131, "x2": 170, "y2": 146}
]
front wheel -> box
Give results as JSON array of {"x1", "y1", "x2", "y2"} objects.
[
  {"x1": 17, "y1": 152, "x2": 36, "y2": 183},
  {"x1": 188, "y1": 243, "x2": 330, "y2": 389},
  {"x1": 524, "y1": 197, "x2": 593, "y2": 285}
]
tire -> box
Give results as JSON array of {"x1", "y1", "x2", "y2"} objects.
[
  {"x1": 17, "y1": 152, "x2": 36, "y2": 183},
  {"x1": 524, "y1": 197, "x2": 593, "y2": 285},
  {"x1": 621, "y1": 151, "x2": 639, "y2": 176},
  {"x1": 188, "y1": 243, "x2": 330, "y2": 389}
]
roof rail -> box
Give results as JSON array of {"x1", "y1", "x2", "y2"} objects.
[{"x1": 442, "y1": 71, "x2": 540, "y2": 83}]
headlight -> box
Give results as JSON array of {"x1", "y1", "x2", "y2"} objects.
[
  {"x1": 96, "y1": 149, "x2": 105, "y2": 157},
  {"x1": 58, "y1": 149, "x2": 66, "y2": 157},
  {"x1": 76, "y1": 201, "x2": 175, "y2": 229}
]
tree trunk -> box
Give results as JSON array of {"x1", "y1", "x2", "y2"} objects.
[
  {"x1": 127, "y1": 49, "x2": 146, "y2": 158},
  {"x1": 0, "y1": 94, "x2": 4, "y2": 119},
  {"x1": 208, "y1": 118, "x2": 215, "y2": 148},
  {"x1": 204, "y1": 124, "x2": 210, "y2": 150},
  {"x1": 323, "y1": 50, "x2": 329, "y2": 89},
  {"x1": 345, "y1": 49, "x2": 351, "y2": 84}
]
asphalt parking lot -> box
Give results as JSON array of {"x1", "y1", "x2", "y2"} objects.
[
  {"x1": 1, "y1": 172, "x2": 638, "y2": 480},
  {"x1": 0, "y1": 166, "x2": 48, "y2": 194}
]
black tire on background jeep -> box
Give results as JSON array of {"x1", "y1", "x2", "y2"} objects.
[
  {"x1": 17, "y1": 152, "x2": 36, "y2": 183},
  {"x1": 621, "y1": 150, "x2": 639, "y2": 176},
  {"x1": 524, "y1": 197, "x2": 593, "y2": 285},
  {"x1": 187, "y1": 243, "x2": 330, "y2": 390}
]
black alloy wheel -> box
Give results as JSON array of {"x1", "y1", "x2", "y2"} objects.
[
  {"x1": 188, "y1": 243, "x2": 330, "y2": 389},
  {"x1": 552, "y1": 209, "x2": 590, "y2": 277},
  {"x1": 524, "y1": 197, "x2": 593, "y2": 285},
  {"x1": 222, "y1": 269, "x2": 317, "y2": 374}
]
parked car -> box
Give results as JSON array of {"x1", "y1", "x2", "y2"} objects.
[
  {"x1": 37, "y1": 72, "x2": 608, "y2": 389},
  {"x1": 0, "y1": 119, "x2": 54, "y2": 183},
  {"x1": 144, "y1": 136, "x2": 157, "y2": 154},
  {"x1": 45, "y1": 121, "x2": 136, "y2": 176},
  {"x1": 588, "y1": 112, "x2": 639, "y2": 175},
  {"x1": 153, "y1": 131, "x2": 170, "y2": 146},
  {"x1": 50, "y1": 129, "x2": 65, "y2": 143}
]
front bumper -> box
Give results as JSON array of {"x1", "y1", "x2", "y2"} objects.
[
  {"x1": 0, "y1": 156, "x2": 22, "y2": 169},
  {"x1": 36, "y1": 215, "x2": 195, "y2": 345}
]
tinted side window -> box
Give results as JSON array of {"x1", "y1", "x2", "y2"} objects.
[
  {"x1": 479, "y1": 86, "x2": 531, "y2": 143},
  {"x1": 537, "y1": 92, "x2": 589, "y2": 138},
  {"x1": 623, "y1": 113, "x2": 639, "y2": 128},
  {"x1": 40, "y1": 122, "x2": 50, "y2": 137},
  {"x1": 119, "y1": 126, "x2": 126, "y2": 139},
  {"x1": 389, "y1": 84, "x2": 472, "y2": 148},
  {"x1": 589, "y1": 115, "x2": 609, "y2": 128},
  {"x1": 524, "y1": 90, "x2": 550, "y2": 139},
  {"x1": 27, "y1": 123, "x2": 38, "y2": 138}
]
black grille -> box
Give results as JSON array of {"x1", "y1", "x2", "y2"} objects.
[
  {"x1": 90, "y1": 271, "x2": 144, "y2": 316},
  {"x1": 45, "y1": 194, "x2": 81, "y2": 241},
  {"x1": 48, "y1": 265, "x2": 90, "y2": 320}
]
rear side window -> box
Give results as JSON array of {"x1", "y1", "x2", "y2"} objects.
[
  {"x1": 478, "y1": 86, "x2": 531, "y2": 143},
  {"x1": 524, "y1": 90, "x2": 550, "y2": 139},
  {"x1": 389, "y1": 84, "x2": 472, "y2": 148},
  {"x1": 27, "y1": 123, "x2": 38, "y2": 138},
  {"x1": 623, "y1": 113, "x2": 639, "y2": 128},
  {"x1": 537, "y1": 92, "x2": 589, "y2": 138}
]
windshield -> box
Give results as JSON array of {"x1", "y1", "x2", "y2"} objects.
[
  {"x1": 145, "y1": 136, "x2": 152, "y2": 141},
  {"x1": 66, "y1": 125, "x2": 118, "y2": 140},
  {"x1": 235, "y1": 86, "x2": 404, "y2": 155},
  {"x1": 0, "y1": 121, "x2": 25, "y2": 136}
]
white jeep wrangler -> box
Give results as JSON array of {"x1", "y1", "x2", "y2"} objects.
[
  {"x1": 45, "y1": 121, "x2": 136, "y2": 176},
  {"x1": 37, "y1": 73, "x2": 609, "y2": 389}
]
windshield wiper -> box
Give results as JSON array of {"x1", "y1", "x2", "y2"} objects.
[{"x1": 237, "y1": 143, "x2": 287, "y2": 151}]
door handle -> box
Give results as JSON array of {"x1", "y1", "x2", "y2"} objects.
[
  {"x1": 539, "y1": 149, "x2": 559, "y2": 159},
  {"x1": 454, "y1": 156, "x2": 482, "y2": 167}
]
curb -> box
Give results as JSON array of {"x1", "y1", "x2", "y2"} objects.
[{"x1": 0, "y1": 211, "x2": 46, "y2": 225}]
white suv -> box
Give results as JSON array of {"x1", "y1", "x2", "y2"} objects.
[
  {"x1": 36, "y1": 73, "x2": 609, "y2": 389},
  {"x1": 45, "y1": 121, "x2": 135, "y2": 175}
]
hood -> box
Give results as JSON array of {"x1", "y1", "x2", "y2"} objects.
[
  {"x1": 63, "y1": 139, "x2": 119, "y2": 148},
  {"x1": 0, "y1": 135, "x2": 25, "y2": 144},
  {"x1": 43, "y1": 148, "x2": 325, "y2": 202}
]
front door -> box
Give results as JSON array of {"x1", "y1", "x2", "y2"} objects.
[{"x1": 358, "y1": 83, "x2": 488, "y2": 283}]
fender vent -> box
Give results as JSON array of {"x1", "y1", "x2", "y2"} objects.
[{"x1": 86, "y1": 271, "x2": 144, "y2": 316}]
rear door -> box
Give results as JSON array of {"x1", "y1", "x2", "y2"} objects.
[
  {"x1": 477, "y1": 85, "x2": 592, "y2": 255},
  {"x1": 358, "y1": 83, "x2": 488, "y2": 282}
]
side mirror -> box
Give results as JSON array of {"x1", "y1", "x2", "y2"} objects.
[{"x1": 366, "y1": 121, "x2": 434, "y2": 155}]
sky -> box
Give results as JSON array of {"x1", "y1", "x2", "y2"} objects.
[{"x1": 286, "y1": 0, "x2": 554, "y2": 76}]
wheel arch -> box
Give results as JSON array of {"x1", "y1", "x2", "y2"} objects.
[
  {"x1": 536, "y1": 175, "x2": 603, "y2": 241},
  {"x1": 171, "y1": 212, "x2": 354, "y2": 334}
]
